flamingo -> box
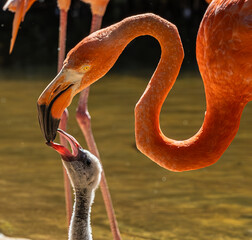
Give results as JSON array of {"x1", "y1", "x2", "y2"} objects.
[
  {"x1": 3, "y1": 0, "x2": 74, "y2": 226},
  {"x1": 4, "y1": 0, "x2": 121, "y2": 237},
  {"x1": 1, "y1": 129, "x2": 101, "y2": 240},
  {"x1": 57, "y1": 0, "x2": 121, "y2": 238},
  {"x1": 37, "y1": 0, "x2": 252, "y2": 172},
  {"x1": 2, "y1": 0, "x2": 36, "y2": 53},
  {"x1": 75, "y1": 0, "x2": 122, "y2": 239},
  {"x1": 47, "y1": 129, "x2": 102, "y2": 240},
  {"x1": 55, "y1": 0, "x2": 74, "y2": 226}
]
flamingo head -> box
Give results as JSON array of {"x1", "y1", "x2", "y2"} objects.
[
  {"x1": 48, "y1": 129, "x2": 102, "y2": 190},
  {"x1": 37, "y1": 26, "x2": 125, "y2": 141}
]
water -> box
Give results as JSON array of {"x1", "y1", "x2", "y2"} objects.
[{"x1": 0, "y1": 71, "x2": 251, "y2": 240}]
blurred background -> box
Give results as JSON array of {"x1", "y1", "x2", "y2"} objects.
[
  {"x1": 0, "y1": 0, "x2": 208, "y2": 72},
  {"x1": 0, "y1": 0, "x2": 252, "y2": 240}
]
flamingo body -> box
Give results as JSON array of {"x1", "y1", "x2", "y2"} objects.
[
  {"x1": 197, "y1": 0, "x2": 252, "y2": 103},
  {"x1": 37, "y1": 0, "x2": 252, "y2": 172}
]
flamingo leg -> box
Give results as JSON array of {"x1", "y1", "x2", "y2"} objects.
[
  {"x1": 58, "y1": 109, "x2": 72, "y2": 226},
  {"x1": 58, "y1": 9, "x2": 68, "y2": 72},
  {"x1": 57, "y1": 8, "x2": 73, "y2": 226},
  {"x1": 76, "y1": 14, "x2": 122, "y2": 240}
]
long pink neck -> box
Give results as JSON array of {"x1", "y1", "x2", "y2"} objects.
[
  {"x1": 72, "y1": 14, "x2": 245, "y2": 172},
  {"x1": 136, "y1": 97, "x2": 244, "y2": 171},
  {"x1": 102, "y1": 14, "x2": 245, "y2": 172}
]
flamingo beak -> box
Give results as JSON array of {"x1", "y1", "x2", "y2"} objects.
[
  {"x1": 47, "y1": 129, "x2": 81, "y2": 162},
  {"x1": 37, "y1": 68, "x2": 83, "y2": 142}
]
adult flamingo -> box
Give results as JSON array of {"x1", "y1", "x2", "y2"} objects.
[
  {"x1": 3, "y1": 0, "x2": 36, "y2": 53},
  {"x1": 4, "y1": 0, "x2": 121, "y2": 237},
  {"x1": 3, "y1": 0, "x2": 74, "y2": 225},
  {"x1": 37, "y1": 0, "x2": 252, "y2": 171}
]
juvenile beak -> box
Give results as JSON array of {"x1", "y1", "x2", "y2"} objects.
[
  {"x1": 37, "y1": 68, "x2": 82, "y2": 142},
  {"x1": 47, "y1": 129, "x2": 81, "y2": 161}
]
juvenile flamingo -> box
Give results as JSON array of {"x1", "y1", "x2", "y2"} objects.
[
  {"x1": 47, "y1": 129, "x2": 102, "y2": 240},
  {"x1": 37, "y1": 0, "x2": 252, "y2": 171},
  {"x1": 1, "y1": 129, "x2": 101, "y2": 240}
]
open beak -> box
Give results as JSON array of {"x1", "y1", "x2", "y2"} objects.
[
  {"x1": 37, "y1": 68, "x2": 82, "y2": 142},
  {"x1": 47, "y1": 129, "x2": 81, "y2": 161}
]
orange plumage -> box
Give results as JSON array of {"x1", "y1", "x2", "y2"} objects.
[
  {"x1": 3, "y1": 0, "x2": 36, "y2": 53},
  {"x1": 37, "y1": 0, "x2": 252, "y2": 171}
]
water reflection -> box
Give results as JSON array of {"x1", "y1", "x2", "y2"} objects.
[{"x1": 0, "y1": 72, "x2": 251, "y2": 239}]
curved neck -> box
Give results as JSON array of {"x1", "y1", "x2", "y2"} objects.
[
  {"x1": 71, "y1": 14, "x2": 245, "y2": 172},
  {"x1": 69, "y1": 188, "x2": 94, "y2": 240},
  {"x1": 135, "y1": 46, "x2": 245, "y2": 171},
  {"x1": 110, "y1": 15, "x2": 245, "y2": 172}
]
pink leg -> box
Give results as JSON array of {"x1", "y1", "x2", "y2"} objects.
[
  {"x1": 76, "y1": 14, "x2": 122, "y2": 240},
  {"x1": 58, "y1": 9, "x2": 73, "y2": 226},
  {"x1": 59, "y1": 109, "x2": 72, "y2": 226},
  {"x1": 58, "y1": 10, "x2": 68, "y2": 72}
]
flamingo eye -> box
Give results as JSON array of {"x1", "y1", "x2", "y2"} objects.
[
  {"x1": 80, "y1": 65, "x2": 91, "y2": 72},
  {"x1": 86, "y1": 158, "x2": 91, "y2": 166}
]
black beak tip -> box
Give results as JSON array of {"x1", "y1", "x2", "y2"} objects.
[{"x1": 37, "y1": 103, "x2": 61, "y2": 142}]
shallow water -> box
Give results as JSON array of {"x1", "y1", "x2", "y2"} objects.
[{"x1": 0, "y1": 71, "x2": 251, "y2": 240}]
